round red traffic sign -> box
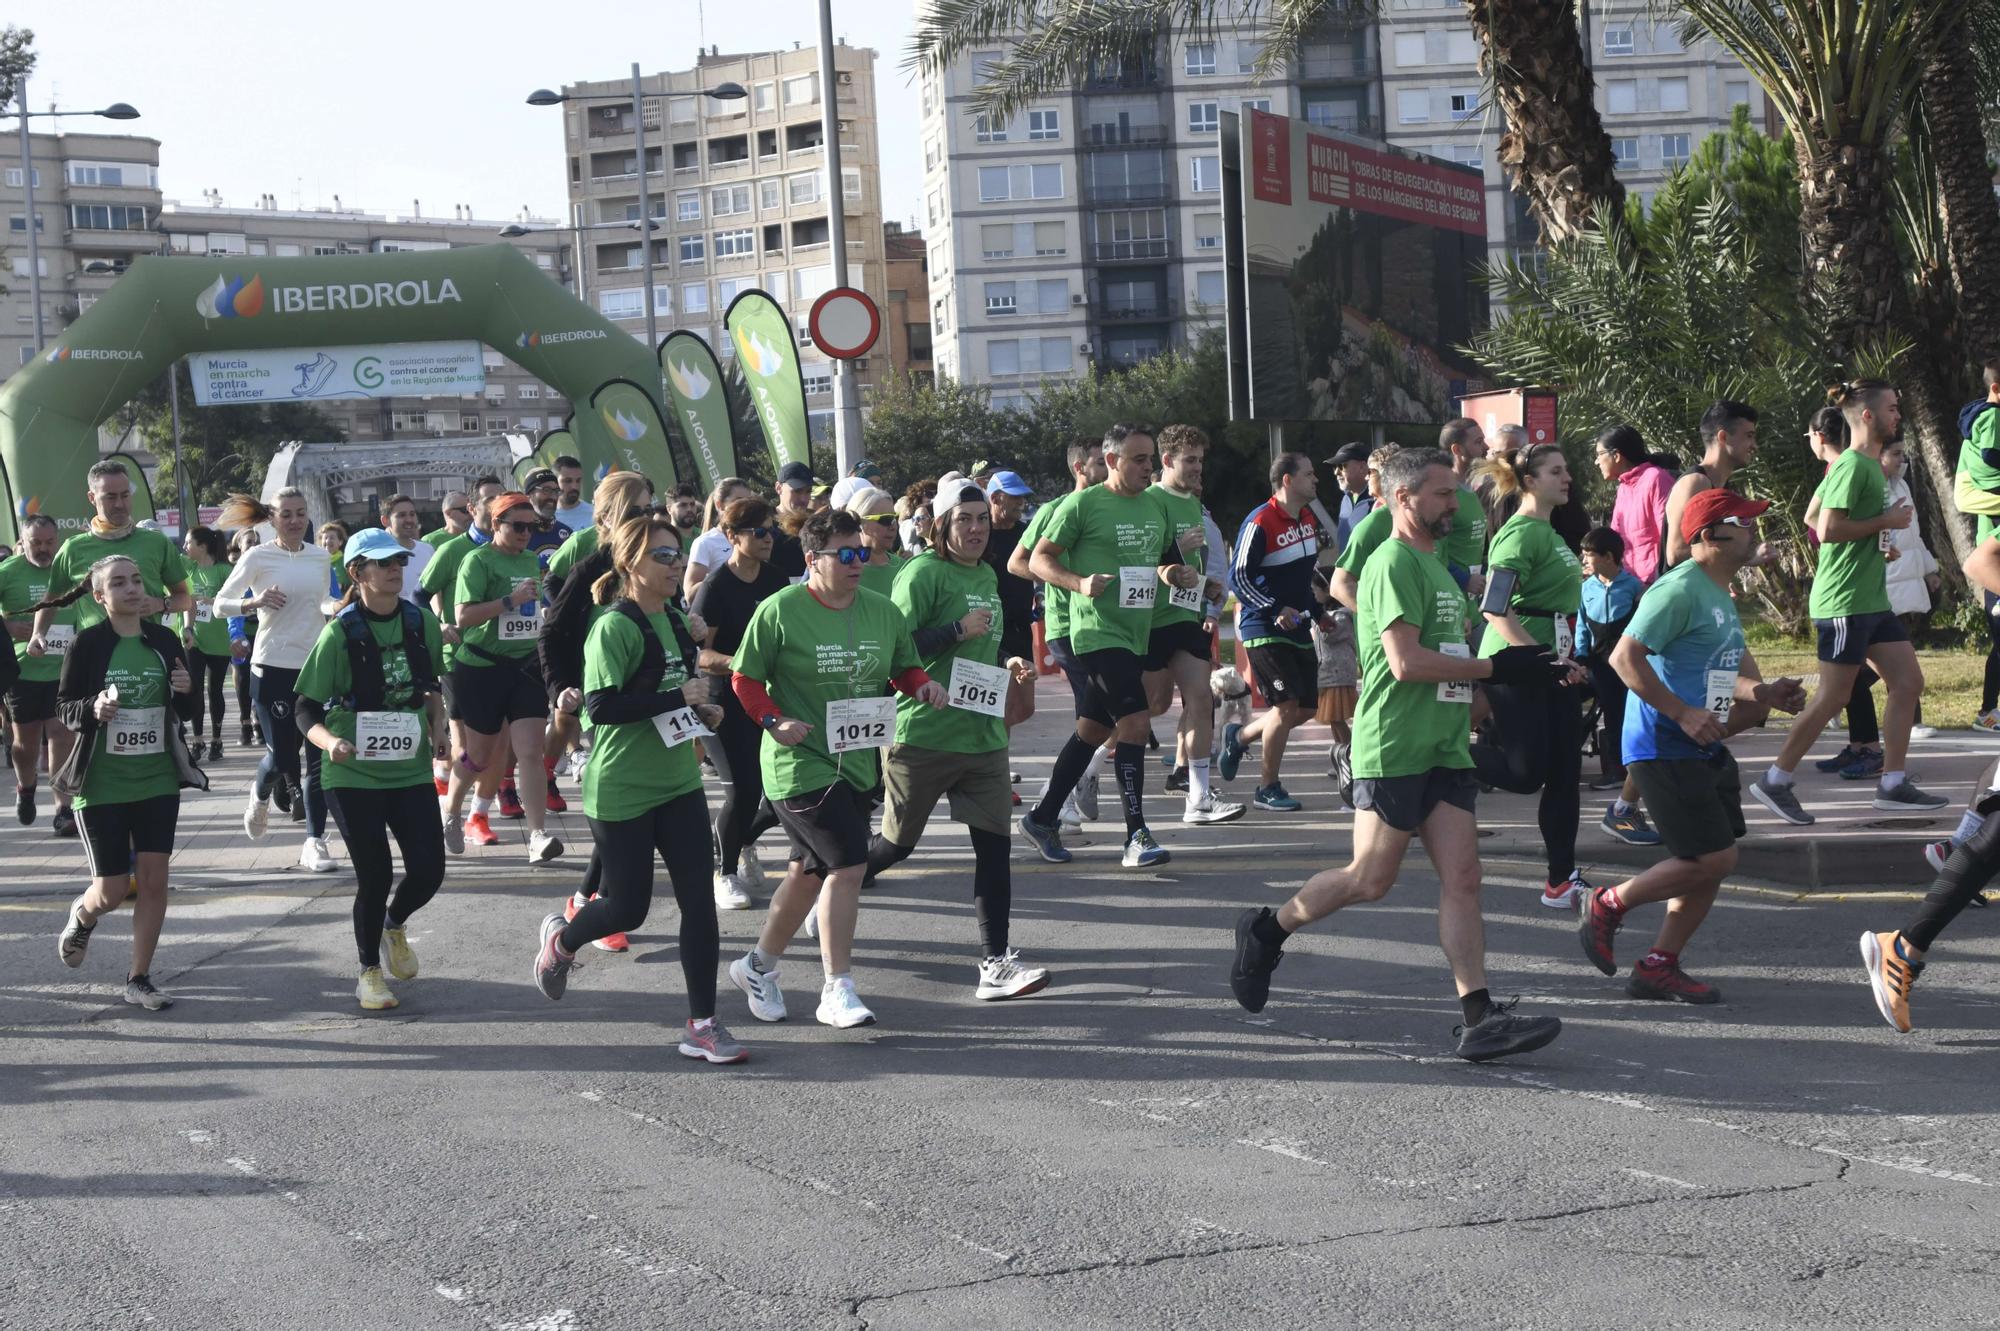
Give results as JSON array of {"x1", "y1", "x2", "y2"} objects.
[{"x1": 808, "y1": 286, "x2": 881, "y2": 360}]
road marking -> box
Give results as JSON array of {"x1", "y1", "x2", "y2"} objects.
[
  {"x1": 1236, "y1": 1138, "x2": 1333, "y2": 1168},
  {"x1": 1622, "y1": 1169, "x2": 1703, "y2": 1189}
]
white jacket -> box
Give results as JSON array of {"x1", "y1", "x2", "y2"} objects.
[
  {"x1": 215, "y1": 540, "x2": 333, "y2": 670},
  {"x1": 1884, "y1": 475, "x2": 1939, "y2": 615}
]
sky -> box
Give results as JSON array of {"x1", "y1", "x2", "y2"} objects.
[{"x1": 14, "y1": 0, "x2": 928, "y2": 228}]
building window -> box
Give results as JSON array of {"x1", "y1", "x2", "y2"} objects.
[
  {"x1": 971, "y1": 51, "x2": 1003, "y2": 82},
  {"x1": 1236, "y1": 38, "x2": 1266, "y2": 73},
  {"x1": 715, "y1": 228, "x2": 756, "y2": 258},
  {"x1": 985, "y1": 281, "x2": 1018, "y2": 316},
  {"x1": 1194, "y1": 212, "x2": 1222, "y2": 250},
  {"x1": 760, "y1": 179, "x2": 782, "y2": 211},
  {"x1": 783, "y1": 74, "x2": 817, "y2": 105},
  {"x1": 843, "y1": 167, "x2": 862, "y2": 202},
  {"x1": 1184, "y1": 42, "x2": 1216, "y2": 76},
  {"x1": 461, "y1": 414, "x2": 482, "y2": 433},
  {"x1": 717, "y1": 277, "x2": 753, "y2": 304},
  {"x1": 1242, "y1": 97, "x2": 1272, "y2": 113},
  {"x1": 974, "y1": 113, "x2": 1007, "y2": 143},
  {"x1": 3, "y1": 168, "x2": 39, "y2": 188},
  {"x1": 712, "y1": 184, "x2": 750, "y2": 216},
  {"x1": 518, "y1": 384, "x2": 541, "y2": 399},
  {"x1": 67, "y1": 204, "x2": 150, "y2": 231},
  {"x1": 1661, "y1": 133, "x2": 1691, "y2": 168},
  {"x1": 65, "y1": 161, "x2": 142, "y2": 187},
  {"x1": 1190, "y1": 155, "x2": 1220, "y2": 192},
  {"x1": 1727, "y1": 80, "x2": 1751, "y2": 108},
  {"x1": 1398, "y1": 89, "x2": 1429, "y2": 124},
  {"x1": 789, "y1": 173, "x2": 822, "y2": 205},
  {"x1": 1195, "y1": 269, "x2": 1224, "y2": 308},
  {"x1": 1602, "y1": 26, "x2": 1634, "y2": 56},
  {"x1": 519, "y1": 417, "x2": 543, "y2": 432},
  {"x1": 1035, "y1": 278, "x2": 1068, "y2": 313},
  {"x1": 754, "y1": 82, "x2": 775, "y2": 112},
  {"x1": 1028, "y1": 109, "x2": 1061, "y2": 140},
  {"x1": 1394, "y1": 31, "x2": 1427, "y2": 67},
  {"x1": 1658, "y1": 77, "x2": 1690, "y2": 113},
  {"x1": 7, "y1": 214, "x2": 44, "y2": 232},
  {"x1": 1188, "y1": 101, "x2": 1219, "y2": 134},
  {"x1": 1611, "y1": 137, "x2": 1638, "y2": 169},
  {"x1": 1448, "y1": 90, "x2": 1480, "y2": 122},
  {"x1": 978, "y1": 163, "x2": 1063, "y2": 202},
  {"x1": 599, "y1": 288, "x2": 644, "y2": 320},
  {"x1": 1444, "y1": 143, "x2": 1483, "y2": 169},
  {"x1": 679, "y1": 234, "x2": 705, "y2": 264},
  {"x1": 1608, "y1": 80, "x2": 1637, "y2": 115},
  {"x1": 801, "y1": 368, "x2": 832, "y2": 396},
  {"x1": 683, "y1": 282, "x2": 709, "y2": 314},
  {"x1": 677, "y1": 192, "x2": 702, "y2": 222}
]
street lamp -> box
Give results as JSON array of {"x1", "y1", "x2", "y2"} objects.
[
  {"x1": 498, "y1": 216, "x2": 655, "y2": 305},
  {"x1": 813, "y1": 0, "x2": 864, "y2": 472},
  {"x1": 2, "y1": 84, "x2": 142, "y2": 353},
  {"x1": 526, "y1": 72, "x2": 748, "y2": 361}
]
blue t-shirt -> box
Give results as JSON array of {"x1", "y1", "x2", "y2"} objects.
[{"x1": 1620, "y1": 559, "x2": 1744, "y2": 763}]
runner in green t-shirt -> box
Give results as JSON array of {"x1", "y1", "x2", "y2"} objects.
[
  {"x1": 847, "y1": 486, "x2": 909, "y2": 599},
  {"x1": 1439, "y1": 417, "x2": 1492, "y2": 595},
  {"x1": 1228, "y1": 445, "x2": 1567, "y2": 1064},
  {"x1": 178, "y1": 528, "x2": 234, "y2": 764},
  {"x1": 0, "y1": 514, "x2": 79, "y2": 830},
  {"x1": 726, "y1": 507, "x2": 939, "y2": 1033},
  {"x1": 1750, "y1": 380, "x2": 1946, "y2": 825},
  {"x1": 34, "y1": 462, "x2": 191, "y2": 642},
  {"x1": 420, "y1": 488, "x2": 474, "y2": 553}
]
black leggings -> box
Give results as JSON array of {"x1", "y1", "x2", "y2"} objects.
[
  {"x1": 1472, "y1": 681, "x2": 1583, "y2": 882},
  {"x1": 707, "y1": 703, "x2": 776, "y2": 874},
  {"x1": 1985, "y1": 592, "x2": 2000, "y2": 715},
  {"x1": 252, "y1": 664, "x2": 326, "y2": 837},
  {"x1": 234, "y1": 659, "x2": 255, "y2": 737},
  {"x1": 181, "y1": 647, "x2": 229, "y2": 737},
  {"x1": 1904, "y1": 809, "x2": 2000, "y2": 952},
  {"x1": 326, "y1": 783, "x2": 446, "y2": 970},
  {"x1": 866, "y1": 825, "x2": 1012, "y2": 958},
  {"x1": 571, "y1": 793, "x2": 719, "y2": 1020}
]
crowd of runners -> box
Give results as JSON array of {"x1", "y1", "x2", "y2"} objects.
[{"x1": 22, "y1": 383, "x2": 2000, "y2": 1058}]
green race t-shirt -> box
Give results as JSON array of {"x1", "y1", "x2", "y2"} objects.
[
  {"x1": 419, "y1": 526, "x2": 454, "y2": 550},
  {"x1": 183, "y1": 561, "x2": 233, "y2": 657},
  {"x1": 1335, "y1": 504, "x2": 1395, "y2": 578},
  {"x1": 733, "y1": 583, "x2": 919, "y2": 797},
  {"x1": 1443, "y1": 483, "x2": 1488, "y2": 572},
  {"x1": 420, "y1": 532, "x2": 477, "y2": 669},
  {"x1": 76, "y1": 634, "x2": 179, "y2": 810},
  {"x1": 1809, "y1": 446, "x2": 1891, "y2": 618},
  {"x1": 1044, "y1": 485, "x2": 1171, "y2": 655},
  {"x1": 546, "y1": 526, "x2": 600, "y2": 585},
  {"x1": 1353, "y1": 539, "x2": 1474, "y2": 779},
  {"x1": 891, "y1": 550, "x2": 1005, "y2": 754},
  {"x1": 579, "y1": 608, "x2": 704, "y2": 821},
  {"x1": 453, "y1": 543, "x2": 543, "y2": 662},
  {"x1": 1021, "y1": 492, "x2": 1075, "y2": 641},
  {"x1": 0, "y1": 555, "x2": 73, "y2": 682},
  {"x1": 859, "y1": 551, "x2": 908, "y2": 600},
  {"x1": 294, "y1": 607, "x2": 445, "y2": 793},
  {"x1": 48, "y1": 528, "x2": 188, "y2": 631},
  {"x1": 1148, "y1": 483, "x2": 1207, "y2": 628},
  {"x1": 1477, "y1": 514, "x2": 1584, "y2": 656}
]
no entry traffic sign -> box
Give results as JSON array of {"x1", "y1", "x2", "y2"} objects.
[{"x1": 808, "y1": 286, "x2": 881, "y2": 360}]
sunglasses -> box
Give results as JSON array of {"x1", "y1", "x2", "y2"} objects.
[
  {"x1": 728, "y1": 525, "x2": 774, "y2": 539},
  {"x1": 648, "y1": 547, "x2": 685, "y2": 565},
  {"x1": 861, "y1": 513, "x2": 898, "y2": 526},
  {"x1": 446, "y1": 506, "x2": 471, "y2": 519},
  {"x1": 816, "y1": 546, "x2": 873, "y2": 565},
  {"x1": 362, "y1": 554, "x2": 412, "y2": 570},
  {"x1": 500, "y1": 519, "x2": 536, "y2": 534}
]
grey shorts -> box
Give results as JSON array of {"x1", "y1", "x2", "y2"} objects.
[{"x1": 1351, "y1": 766, "x2": 1479, "y2": 834}]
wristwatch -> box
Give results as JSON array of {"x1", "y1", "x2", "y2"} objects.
[{"x1": 761, "y1": 713, "x2": 781, "y2": 730}]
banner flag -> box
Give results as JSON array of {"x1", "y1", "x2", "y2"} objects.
[
  {"x1": 658, "y1": 330, "x2": 738, "y2": 494},
  {"x1": 723, "y1": 290, "x2": 810, "y2": 472},
  {"x1": 587, "y1": 380, "x2": 679, "y2": 491}
]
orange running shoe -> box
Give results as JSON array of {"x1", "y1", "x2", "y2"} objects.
[
  {"x1": 465, "y1": 811, "x2": 499, "y2": 846},
  {"x1": 1860, "y1": 930, "x2": 1920, "y2": 1033}
]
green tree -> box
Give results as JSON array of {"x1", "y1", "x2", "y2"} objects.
[
  {"x1": 0, "y1": 26, "x2": 33, "y2": 107},
  {"x1": 116, "y1": 370, "x2": 346, "y2": 511}
]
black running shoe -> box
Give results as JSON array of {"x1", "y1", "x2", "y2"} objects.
[
  {"x1": 16, "y1": 785, "x2": 33, "y2": 826},
  {"x1": 1454, "y1": 998, "x2": 1561, "y2": 1062},
  {"x1": 1230, "y1": 907, "x2": 1285, "y2": 1013},
  {"x1": 1165, "y1": 765, "x2": 1189, "y2": 793},
  {"x1": 287, "y1": 780, "x2": 305, "y2": 822},
  {"x1": 51, "y1": 806, "x2": 77, "y2": 838},
  {"x1": 272, "y1": 779, "x2": 294, "y2": 815}
]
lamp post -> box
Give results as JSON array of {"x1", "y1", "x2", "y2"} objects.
[
  {"x1": 3, "y1": 83, "x2": 140, "y2": 354},
  {"x1": 499, "y1": 215, "x2": 661, "y2": 308},
  {"x1": 815, "y1": 0, "x2": 863, "y2": 473},
  {"x1": 526, "y1": 75, "x2": 746, "y2": 363}
]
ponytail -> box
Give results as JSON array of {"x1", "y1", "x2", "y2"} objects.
[
  {"x1": 1473, "y1": 442, "x2": 1563, "y2": 501},
  {"x1": 32, "y1": 554, "x2": 137, "y2": 614},
  {"x1": 218, "y1": 486, "x2": 306, "y2": 531}
]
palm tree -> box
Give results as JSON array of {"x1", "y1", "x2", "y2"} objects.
[{"x1": 1916, "y1": 5, "x2": 2000, "y2": 372}]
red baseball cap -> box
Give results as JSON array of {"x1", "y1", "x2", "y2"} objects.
[{"x1": 1680, "y1": 487, "x2": 1770, "y2": 544}]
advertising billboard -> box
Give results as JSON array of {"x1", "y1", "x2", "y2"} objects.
[{"x1": 188, "y1": 340, "x2": 485, "y2": 405}]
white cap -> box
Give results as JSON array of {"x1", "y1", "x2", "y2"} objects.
[
  {"x1": 828, "y1": 475, "x2": 869, "y2": 510},
  {"x1": 932, "y1": 476, "x2": 986, "y2": 522}
]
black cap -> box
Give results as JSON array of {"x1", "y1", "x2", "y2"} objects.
[
  {"x1": 522, "y1": 467, "x2": 558, "y2": 492},
  {"x1": 777, "y1": 461, "x2": 814, "y2": 489},
  {"x1": 1326, "y1": 441, "x2": 1371, "y2": 467}
]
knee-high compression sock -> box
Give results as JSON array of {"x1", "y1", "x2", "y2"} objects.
[
  {"x1": 970, "y1": 826, "x2": 1011, "y2": 957},
  {"x1": 1115, "y1": 741, "x2": 1146, "y2": 835},
  {"x1": 1033, "y1": 734, "x2": 1099, "y2": 825}
]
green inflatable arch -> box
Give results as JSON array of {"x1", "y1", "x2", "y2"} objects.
[{"x1": 0, "y1": 244, "x2": 696, "y2": 545}]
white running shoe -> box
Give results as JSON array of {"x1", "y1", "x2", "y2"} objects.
[
  {"x1": 737, "y1": 853, "x2": 769, "y2": 893},
  {"x1": 1058, "y1": 792, "x2": 1085, "y2": 828},
  {"x1": 975, "y1": 950, "x2": 1050, "y2": 1001},
  {"x1": 244, "y1": 788, "x2": 270, "y2": 841},
  {"x1": 816, "y1": 975, "x2": 877, "y2": 1028},
  {"x1": 802, "y1": 906, "x2": 819, "y2": 941},
  {"x1": 1075, "y1": 773, "x2": 1101, "y2": 822},
  {"x1": 714, "y1": 873, "x2": 751, "y2": 910},
  {"x1": 730, "y1": 953, "x2": 787, "y2": 1022},
  {"x1": 1182, "y1": 795, "x2": 1247, "y2": 825},
  {"x1": 58, "y1": 895, "x2": 93, "y2": 969},
  {"x1": 527, "y1": 830, "x2": 564, "y2": 864},
  {"x1": 442, "y1": 814, "x2": 464, "y2": 856},
  {"x1": 300, "y1": 836, "x2": 335, "y2": 873}
]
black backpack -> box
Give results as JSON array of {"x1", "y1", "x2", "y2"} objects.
[
  {"x1": 609, "y1": 599, "x2": 699, "y2": 693},
  {"x1": 336, "y1": 600, "x2": 436, "y2": 711}
]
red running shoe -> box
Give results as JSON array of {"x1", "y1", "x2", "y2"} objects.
[
  {"x1": 544, "y1": 782, "x2": 568, "y2": 814},
  {"x1": 433, "y1": 775, "x2": 449, "y2": 797},
  {"x1": 1628, "y1": 958, "x2": 1722, "y2": 1005},
  {"x1": 1578, "y1": 887, "x2": 1623, "y2": 977},
  {"x1": 464, "y1": 811, "x2": 499, "y2": 846},
  {"x1": 498, "y1": 784, "x2": 524, "y2": 819}
]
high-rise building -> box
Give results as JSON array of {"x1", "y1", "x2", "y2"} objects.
[
  {"x1": 882, "y1": 221, "x2": 933, "y2": 387},
  {"x1": 557, "y1": 43, "x2": 887, "y2": 442}
]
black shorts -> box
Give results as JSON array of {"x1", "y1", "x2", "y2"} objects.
[
  {"x1": 1046, "y1": 636, "x2": 1092, "y2": 715},
  {"x1": 450, "y1": 657, "x2": 549, "y2": 734},
  {"x1": 77, "y1": 791, "x2": 181, "y2": 879},
  {"x1": 1814, "y1": 610, "x2": 1907, "y2": 666},
  {"x1": 773, "y1": 781, "x2": 872, "y2": 877},
  {"x1": 1352, "y1": 766, "x2": 1478, "y2": 834},
  {"x1": 1629, "y1": 752, "x2": 1744, "y2": 859},
  {"x1": 1145, "y1": 619, "x2": 1214, "y2": 672},
  {"x1": 1245, "y1": 641, "x2": 1318, "y2": 710},
  {"x1": 1075, "y1": 646, "x2": 1150, "y2": 727},
  {"x1": 6, "y1": 676, "x2": 58, "y2": 724}
]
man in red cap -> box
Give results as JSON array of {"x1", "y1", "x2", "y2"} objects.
[{"x1": 1576, "y1": 488, "x2": 1806, "y2": 1003}]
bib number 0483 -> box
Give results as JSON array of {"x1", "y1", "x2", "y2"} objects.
[{"x1": 826, "y1": 696, "x2": 896, "y2": 753}]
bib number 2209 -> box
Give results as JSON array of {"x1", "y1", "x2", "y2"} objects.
[
  {"x1": 826, "y1": 696, "x2": 896, "y2": 753},
  {"x1": 356, "y1": 711, "x2": 422, "y2": 762}
]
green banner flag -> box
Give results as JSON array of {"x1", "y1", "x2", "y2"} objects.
[
  {"x1": 587, "y1": 380, "x2": 679, "y2": 491},
  {"x1": 659, "y1": 331, "x2": 738, "y2": 494},
  {"x1": 723, "y1": 290, "x2": 809, "y2": 472}
]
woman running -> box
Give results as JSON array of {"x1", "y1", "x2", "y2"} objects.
[
  {"x1": 532, "y1": 514, "x2": 746, "y2": 1064},
  {"x1": 180, "y1": 526, "x2": 232, "y2": 762},
  {"x1": 847, "y1": 486, "x2": 907, "y2": 597},
  {"x1": 52, "y1": 554, "x2": 205, "y2": 1010},
  {"x1": 296, "y1": 530, "x2": 450, "y2": 1012},
  {"x1": 319, "y1": 521, "x2": 350, "y2": 598},
  {"x1": 228, "y1": 528, "x2": 261, "y2": 750},
  {"x1": 682, "y1": 475, "x2": 757, "y2": 600},
  {"x1": 215, "y1": 489, "x2": 337, "y2": 874},
  {"x1": 690, "y1": 496, "x2": 788, "y2": 911},
  {"x1": 1470, "y1": 443, "x2": 1594, "y2": 909}
]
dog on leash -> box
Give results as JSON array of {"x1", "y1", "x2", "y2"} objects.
[{"x1": 1210, "y1": 666, "x2": 1253, "y2": 761}]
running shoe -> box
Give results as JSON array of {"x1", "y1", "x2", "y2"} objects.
[
  {"x1": 1230, "y1": 907, "x2": 1285, "y2": 1013},
  {"x1": 1541, "y1": 868, "x2": 1593, "y2": 910},
  {"x1": 563, "y1": 890, "x2": 588, "y2": 922},
  {"x1": 714, "y1": 874, "x2": 752, "y2": 910},
  {"x1": 498, "y1": 784, "x2": 524, "y2": 820},
  {"x1": 1018, "y1": 811, "x2": 1073, "y2": 864},
  {"x1": 51, "y1": 805, "x2": 77, "y2": 839},
  {"x1": 592, "y1": 928, "x2": 630, "y2": 954},
  {"x1": 442, "y1": 814, "x2": 465, "y2": 856},
  {"x1": 1453, "y1": 1000, "x2": 1560, "y2": 1062},
  {"x1": 1183, "y1": 795, "x2": 1246, "y2": 824},
  {"x1": 1814, "y1": 744, "x2": 1863, "y2": 774},
  {"x1": 679, "y1": 1017, "x2": 749, "y2": 1064},
  {"x1": 356, "y1": 967, "x2": 399, "y2": 1011},
  {"x1": 1588, "y1": 770, "x2": 1625, "y2": 791},
  {"x1": 1977, "y1": 710, "x2": 2000, "y2": 733},
  {"x1": 1628, "y1": 958, "x2": 1722, "y2": 1004},
  {"x1": 816, "y1": 976, "x2": 877, "y2": 1028},
  {"x1": 738, "y1": 853, "x2": 770, "y2": 894},
  {"x1": 244, "y1": 788, "x2": 270, "y2": 841},
  {"x1": 433, "y1": 774, "x2": 449, "y2": 797},
  {"x1": 15, "y1": 785, "x2": 32, "y2": 826},
  {"x1": 1860, "y1": 929, "x2": 1919, "y2": 1032},
  {"x1": 1910, "y1": 724, "x2": 1938, "y2": 741},
  {"x1": 1057, "y1": 793, "x2": 1085, "y2": 829},
  {"x1": 1076, "y1": 772, "x2": 1101, "y2": 822},
  {"x1": 1578, "y1": 886, "x2": 1623, "y2": 975},
  {"x1": 1218, "y1": 723, "x2": 1246, "y2": 783},
  {"x1": 58, "y1": 895, "x2": 93, "y2": 968},
  {"x1": 240, "y1": 724, "x2": 255, "y2": 748},
  {"x1": 1012, "y1": 790, "x2": 1021, "y2": 806},
  {"x1": 1924, "y1": 839, "x2": 1953, "y2": 874},
  {"x1": 1599, "y1": 803, "x2": 1663, "y2": 846},
  {"x1": 382, "y1": 925, "x2": 419, "y2": 980},
  {"x1": 1873, "y1": 780, "x2": 1949, "y2": 812},
  {"x1": 1839, "y1": 750, "x2": 1886, "y2": 781},
  {"x1": 272, "y1": 779, "x2": 294, "y2": 816},
  {"x1": 206, "y1": 739, "x2": 224, "y2": 763},
  {"x1": 124, "y1": 974, "x2": 173, "y2": 1011},
  {"x1": 527, "y1": 830, "x2": 563, "y2": 864},
  {"x1": 299, "y1": 836, "x2": 335, "y2": 873},
  {"x1": 543, "y1": 782, "x2": 568, "y2": 814},
  {"x1": 730, "y1": 953, "x2": 787, "y2": 1022},
  {"x1": 1749, "y1": 778, "x2": 1814, "y2": 826},
  {"x1": 464, "y1": 812, "x2": 499, "y2": 846},
  {"x1": 1122, "y1": 827, "x2": 1171, "y2": 868},
  {"x1": 975, "y1": 949, "x2": 1050, "y2": 1000},
  {"x1": 1253, "y1": 783, "x2": 1301, "y2": 812},
  {"x1": 286, "y1": 780, "x2": 305, "y2": 822},
  {"x1": 1165, "y1": 765, "x2": 1189, "y2": 793},
  {"x1": 532, "y1": 912, "x2": 575, "y2": 1000}
]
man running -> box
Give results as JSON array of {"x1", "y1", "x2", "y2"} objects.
[
  {"x1": 1438, "y1": 419, "x2": 1491, "y2": 595},
  {"x1": 1228, "y1": 447, "x2": 1567, "y2": 1061},
  {"x1": 1748, "y1": 380, "x2": 1945, "y2": 824},
  {"x1": 33, "y1": 461, "x2": 193, "y2": 642},
  {"x1": 421, "y1": 491, "x2": 473, "y2": 550},
  {"x1": 0, "y1": 515, "x2": 76, "y2": 832},
  {"x1": 1661, "y1": 400, "x2": 1759, "y2": 570},
  {"x1": 1222, "y1": 451, "x2": 1329, "y2": 812},
  {"x1": 552, "y1": 454, "x2": 594, "y2": 531},
  {"x1": 982, "y1": 469, "x2": 1038, "y2": 728},
  {"x1": 380, "y1": 494, "x2": 435, "y2": 604},
  {"x1": 1579, "y1": 490, "x2": 1806, "y2": 1002}
]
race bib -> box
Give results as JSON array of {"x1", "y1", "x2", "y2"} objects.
[
  {"x1": 1167, "y1": 579, "x2": 1203, "y2": 615},
  {"x1": 1878, "y1": 527, "x2": 1894, "y2": 553},
  {"x1": 194, "y1": 602, "x2": 215, "y2": 624},
  {"x1": 1705, "y1": 669, "x2": 1736, "y2": 725},
  {"x1": 106, "y1": 706, "x2": 165, "y2": 757},
  {"x1": 948, "y1": 657, "x2": 1010, "y2": 717},
  {"x1": 826, "y1": 695, "x2": 896, "y2": 753},
  {"x1": 355, "y1": 710, "x2": 422, "y2": 762},
  {"x1": 1437, "y1": 642, "x2": 1473, "y2": 705},
  {"x1": 651, "y1": 706, "x2": 712, "y2": 748},
  {"x1": 1118, "y1": 565, "x2": 1155, "y2": 610},
  {"x1": 497, "y1": 603, "x2": 539, "y2": 642},
  {"x1": 43, "y1": 623, "x2": 74, "y2": 656},
  {"x1": 1553, "y1": 613, "x2": 1574, "y2": 660}
]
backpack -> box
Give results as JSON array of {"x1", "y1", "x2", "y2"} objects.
[
  {"x1": 609, "y1": 599, "x2": 699, "y2": 694},
  {"x1": 336, "y1": 600, "x2": 435, "y2": 711}
]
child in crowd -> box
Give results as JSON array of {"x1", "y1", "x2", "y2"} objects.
[{"x1": 1576, "y1": 528, "x2": 1652, "y2": 842}]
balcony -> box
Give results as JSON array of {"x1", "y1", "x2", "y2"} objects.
[
  {"x1": 1085, "y1": 181, "x2": 1170, "y2": 205},
  {"x1": 1302, "y1": 110, "x2": 1381, "y2": 136},
  {"x1": 1090, "y1": 238, "x2": 1173, "y2": 263},
  {"x1": 1082, "y1": 59, "x2": 1162, "y2": 93},
  {"x1": 1083, "y1": 124, "x2": 1170, "y2": 149},
  {"x1": 1296, "y1": 49, "x2": 1377, "y2": 81},
  {"x1": 1099, "y1": 297, "x2": 1179, "y2": 321}
]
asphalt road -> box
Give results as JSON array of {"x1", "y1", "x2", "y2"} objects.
[{"x1": 5, "y1": 719, "x2": 2000, "y2": 1329}]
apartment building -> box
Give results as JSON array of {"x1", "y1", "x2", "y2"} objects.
[
  {"x1": 559, "y1": 43, "x2": 887, "y2": 441},
  {"x1": 883, "y1": 221, "x2": 933, "y2": 386}
]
